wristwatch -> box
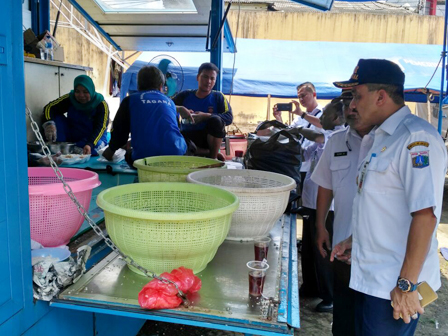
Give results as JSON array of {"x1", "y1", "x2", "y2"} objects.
[
  {"x1": 301, "y1": 112, "x2": 307, "y2": 119},
  {"x1": 397, "y1": 277, "x2": 418, "y2": 293}
]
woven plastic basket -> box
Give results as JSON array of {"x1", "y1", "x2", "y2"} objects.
[
  {"x1": 28, "y1": 168, "x2": 101, "y2": 247},
  {"x1": 187, "y1": 169, "x2": 296, "y2": 240},
  {"x1": 133, "y1": 156, "x2": 225, "y2": 183},
  {"x1": 96, "y1": 182, "x2": 239, "y2": 275}
]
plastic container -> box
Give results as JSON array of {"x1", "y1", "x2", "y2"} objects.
[
  {"x1": 187, "y1": 169, "x2": 296, "y2": 240},
  {"x1": 221, "y1": 137, "x2": 248, "y2": 161},
  {"x1": 28, "y1": 168, "x2": 101, "y2": 247},
  {"x1": 31, "y1": 247, "x2": 71, "y2": 265},
  {"x1": 133, "y1": 155, "x2": 225, "y2": 183},
  {"x1": 96, "y1": 182, "x2": 240, "y2": 275}
]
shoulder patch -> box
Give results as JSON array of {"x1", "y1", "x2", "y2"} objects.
[
  {"x1": 410, "y1": 151, "x2": 429, "y2": 168},
  {"x1": 407, "y1": 141, "x2": 429, "y2": 150}
]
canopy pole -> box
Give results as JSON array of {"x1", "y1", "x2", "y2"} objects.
[
  {"x1": 266, "y1": 94, "x2": 271, "y2": 121},
  {"x1": 210, "y1": 0, "x2": 224, "y2": 91},
  {"x1": 437, "y1": 0, "x2": 448, "y2": 134}
]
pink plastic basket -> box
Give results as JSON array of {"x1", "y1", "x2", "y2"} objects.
[{"x1": 28, "y1": 168, "x2": 101, "y2": 247}]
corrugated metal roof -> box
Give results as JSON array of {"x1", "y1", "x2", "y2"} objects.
[{"x1": 226, "y1": 0, "x2": 418, "y2": 15}]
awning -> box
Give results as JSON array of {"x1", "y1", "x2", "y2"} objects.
[
  {"x1": 121, "y1": 38, "x2": 443, "y2": 103},
  {"x1": 67, "y1": 0, "x2": 235, "y2": 51}
]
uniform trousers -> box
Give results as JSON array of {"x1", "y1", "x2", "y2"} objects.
[
  {"x1": 354, "y1": 291, "x2": 419, "y2": 336},
  {"x1": 333, "y1": 260, "x2": 355, "y2": 336},
  {"x1": 301, "y1": 208, "x2": 334, "y2": 302}
]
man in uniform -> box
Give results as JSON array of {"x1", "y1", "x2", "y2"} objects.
[
  {"x1": 311, "y1": 90, "x2": 374, "y2": 335},
  {"x1": 173, "y1": 62, "x2": 233, "y2": 160},
  {"x1": 299, "y1": 100, "x2": 346, "y2": 312},
  {"x1": 331, "y1": 59, "x2": 447, "y2": 335}
]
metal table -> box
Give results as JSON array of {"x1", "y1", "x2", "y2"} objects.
[{"x1": 53, "y1": 215, "x2": 300, "y2": 335}]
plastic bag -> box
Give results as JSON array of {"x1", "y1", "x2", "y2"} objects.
[
  {"x1": 246, "y1": 129, "x2": 302, "y2": 187},
  {"x1": 138, "y1": 266, "x2": 202, "y2": 310},
  {"x1": 97, "y1": 146, "x2": 126, "y2": 163}
]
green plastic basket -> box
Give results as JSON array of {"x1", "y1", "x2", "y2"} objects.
[
  {"x1": 96, "y1": 182, "x2": 239, "y2": 275},
  {"x1": 133, "y1": 156, "x2": 225, "y2": 183}
]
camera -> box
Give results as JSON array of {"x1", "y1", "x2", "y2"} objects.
[{"x1": 276, "y1": 103, "x2": 292, "y2": 112}]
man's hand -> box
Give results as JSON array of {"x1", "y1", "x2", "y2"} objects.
[
  {"x1": 273, "y1": 105, "x2": 283, "y2": 122},
  {"x1": 102, "y1": 147, "x2": 115, "y2": 161},
  {"x1": 192, "y1": 112, "x2": 211, "y2": 123},
  {"x1": 44, "y1": 123, "x2": 57, "y2": 142},
  {"x1": 83, "y1": 145, "x2": 91, "y2": 155},
  {"x1": 177, "y1": 106, "x2": 195, "y2": 124},
  {"x1": 316, "y1": 227, "x2": 331, "y2": 258},
  {"x1": 330, "y1": 235, "x2": 352, "y2": 264},
  {"x1": 291, "y1": 100, "x2": 304, "y2": 116},
  {"x1": 390, "y1": 287, "x2": 424, "y2": 323}
]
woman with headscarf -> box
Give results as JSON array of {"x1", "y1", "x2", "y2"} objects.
[{"x1": 42, "y1": 75, "x2": 109, "y2": 155}]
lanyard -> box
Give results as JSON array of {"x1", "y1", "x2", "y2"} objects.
[{"x1": 357, "y1": 153, "x2": 376, "y2": 194}]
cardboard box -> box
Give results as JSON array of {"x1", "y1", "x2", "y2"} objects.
[
  {"x1": 53, "y1": 45, "x2": 64, "y2": 62},
  {"x1": 23, "y1": 28, "x2": 38, "y2": 46}
]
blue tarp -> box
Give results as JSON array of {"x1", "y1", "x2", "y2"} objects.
[{"x1": 121, "y1": 39, "x2": 443, "y2": 103}]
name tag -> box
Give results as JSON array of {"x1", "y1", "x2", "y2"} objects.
[{"x1": 334, "y1": 152, "x2": 347, "y2": 157}]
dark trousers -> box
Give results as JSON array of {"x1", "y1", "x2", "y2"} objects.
[
  {"x1": 354, "y1": 291, "x2": 420, "y2": 336},
  {"x1": 301, "y1": 208, "x2": 334, "y2": 302},
  {"x1": 333, "y1": 260, "x2": 355, "y2": 336},
  {"x1": 299, "y1": 172, "x2": 307, "y2": 197}
]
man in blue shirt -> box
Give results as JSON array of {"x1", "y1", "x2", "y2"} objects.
[
  {"x1": 103, "y1": 66, "x2": 191, "y2": 164},
  {"x1": 173, "y1": 62, "x2": 233, "y2": 160}
]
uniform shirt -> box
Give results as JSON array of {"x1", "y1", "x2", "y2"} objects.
[
  {"x1": 43, "y1": 94, "x2": 109, "y2": 148},
  {"x1": 311, "y1": 126, "x2": 374, "y2": 248},
  {"x1": 172, "y1": 90, "x2": 233, "y2": 132},
  {"x1": 301, "y1": 125, "x2": 344, "y2": 209},
  {"x1": 108, "y1": 90, "x2": 187, "y2": 161},
  {"x1": 289, "y1": 115, "x2": 310, "y2": 128},
  {"x1": 350, "y1": 106, "x2": 447, "y2": 300},
  {"x1": 299, "y1": 105, "x2": 324, "y2": 172}
]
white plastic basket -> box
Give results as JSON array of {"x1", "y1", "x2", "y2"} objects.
[{"x1": 187, "y1": 169, "x2": 296, "y2": 240}]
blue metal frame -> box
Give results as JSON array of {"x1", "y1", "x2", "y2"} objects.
[
  {"x1": 66, "y1": 0, "x2": 122, "y2": 51},
  {"x1": 31, "y1": 0, "x2": 51, "y2": 34},
  {"x1": 437, "y1": 0, "x2": 448, "y2": 134},
  {"x1": 51, "y1": 301, "x2": 293, "y2": 336},
  {"x1": 277, "y1": 215, "x2": 300, "y2": 329},
  {"x1": 210, "y1": 0, "x2": 224, "y2": 90}
]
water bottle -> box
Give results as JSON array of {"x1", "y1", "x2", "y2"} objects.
[{"x1": 45, "y1": 36, "x2": 54, "y2": 61}]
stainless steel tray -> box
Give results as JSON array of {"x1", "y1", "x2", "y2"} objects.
[{"x1": 54, "y1": 215, "x2": 299, "y2": 335}]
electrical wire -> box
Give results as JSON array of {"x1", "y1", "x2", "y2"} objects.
[{"x1": 424, "y1": 55, "x2": 443, "y2": 89}]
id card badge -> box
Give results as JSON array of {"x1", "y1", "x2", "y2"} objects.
[{"x1": 357, "y1": 153, "x2": 376, "y2": 194}]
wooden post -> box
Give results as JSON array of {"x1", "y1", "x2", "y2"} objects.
[{"x1": 266, "y1": 94, "x2": 271, "y2": 121}]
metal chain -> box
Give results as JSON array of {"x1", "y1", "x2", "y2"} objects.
[{"x1": 26, "y1": 106, "x2": 188, "y2": 304}]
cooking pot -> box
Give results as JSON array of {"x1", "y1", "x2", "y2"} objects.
[
  {"x1": 27, "y1": 141, "x2": 44, "y2": 154},
  {"x1": 48, "y1": 142, "x2": 76, "y2": 154}
]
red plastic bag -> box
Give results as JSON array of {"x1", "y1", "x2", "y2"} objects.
[
  {"x1": 138, "y1": 280, "x2": 182, "y2": 309},
  {"x1": 171, "y1": 267, "x2": 201, "y2": 293},
  {"x1": 138, "y1": 267, "x2": 202, "y2": 310}
]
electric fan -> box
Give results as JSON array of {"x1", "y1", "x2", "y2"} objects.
[{"x1": 149, "y1": 55, "x2": 184, "y2": 97}]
